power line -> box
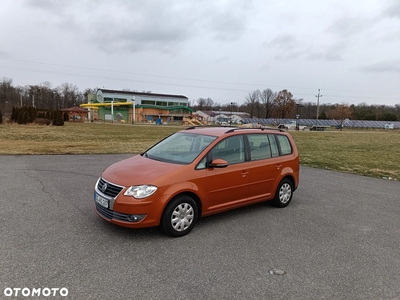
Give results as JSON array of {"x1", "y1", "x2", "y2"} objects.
[
  {"x1": 3, "y1": 58, "x2": 400, "y2": 96},
  {"x1": 1, "y1": 57, "x2": 300, "y2": 89},
  {"x1": 1, "y1": 58, "x2": 400, "y2": 102},
  {"x1": 0, "y1": 65, "x2": 254, "y2": 93}
]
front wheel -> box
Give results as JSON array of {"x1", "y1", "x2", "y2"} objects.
[
  {"x1": 273, "y1": 179, "x2": 293, "y2": 208},
  {"x1": 161, "y1": 195, "x2": 198, "y2": 237}
]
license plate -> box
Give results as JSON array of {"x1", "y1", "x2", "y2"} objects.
[{"x1": 95, "y1": 193, "x2": 109, "y2": 209}]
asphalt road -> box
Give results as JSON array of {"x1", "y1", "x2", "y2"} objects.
[{"x1": 0, "y1": 155, "x2": 399, "y2": 300}]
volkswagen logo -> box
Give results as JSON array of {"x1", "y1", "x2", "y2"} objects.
[{"x1": 100, "y1": 182, "x2": 108, "y2": 193}]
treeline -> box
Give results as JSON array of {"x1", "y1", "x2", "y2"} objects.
[
  {"x1": 193, "y1": 89, "x2": 400, "y2": 121},
  {"x1": 0, "y1": 77, "x2": 96, "y2": 115},
  {"x1": 1, "y1": 76, "x2": 399, "y2": 122},
  {"x1": 10, "y1": 107, "x2": 65, "y2": 126}
]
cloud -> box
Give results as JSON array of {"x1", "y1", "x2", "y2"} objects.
[
  {"x1": 204, "y1": 0, "x2": 253, "y2": 41},
  {"x1": 26, "y1": 0, "x2": 69, "y2": 16},
  {"x1": 214, "y1": 56, "x2": 230, "y2": 64},
  {"x1": 307, "y1": 42, "x2": 345, "y2": 62},
  {"x1": 307, "y1": 51, "x2": 342, "y2": 62},
  {"x1": 265, "y1": 33, "x2": 343, "y2": 62},
  {"x1": 327, "y1": 16, "x2": 376, "y2": 38},
  {"x1": 267, "y1": 34, "x2": 297, "y2": 51},
  {"x1": 25, "y1": 0, "x2": 254, "y2": 54},
  {"x1": 362, "y1": 60, "x2": 400, "y2": 73},
  {"x1": 265, "y1": 34, "x2": 306, "y2": 60},
  {"x1": 383, "y1": 0, "x2": 400, "y2": 19},
  {"x1": 0, "y1": 49, "x2": 11, "y2": 58}
]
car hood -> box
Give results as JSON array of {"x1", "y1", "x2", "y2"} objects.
[{"x1": 101, "y1": 155, "x2": 184, "y2": 186}]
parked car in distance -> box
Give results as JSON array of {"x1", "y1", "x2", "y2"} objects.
[
  {"x1": 94, "y1": 126, "x2": 300, "y2": 237},
  {"x1": 277, "y1": 120, "x2": 306, "y2": 131}
]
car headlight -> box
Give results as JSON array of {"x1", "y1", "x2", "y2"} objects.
[{"x1": 124, "y1": 185, "x2": 158, "y2": 199}]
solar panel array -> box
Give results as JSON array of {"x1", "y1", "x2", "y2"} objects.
[{"x1": 241, "y1": 118, "x2": 400, "y2": 129}]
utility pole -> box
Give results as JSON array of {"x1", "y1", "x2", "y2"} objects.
[
  {"x1": 132, "y1": 97, "x2": 135, "y2": 124},
  {"x1": 315, "y1": 89, "x2": 322, "y2": 125},
  {"x1": 111, "y1": 99, "x2": 114, "y2": 124},
  {"x1": 230, "y1": 102, "x2": 235, "y2": 126}
]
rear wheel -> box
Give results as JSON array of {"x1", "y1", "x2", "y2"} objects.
[
  {"x1": 161, "y1": 195, "x2": 198, "y2": 237},
  {"x1": 273, "y1": 179, "x2": 293, "y2": 208}
]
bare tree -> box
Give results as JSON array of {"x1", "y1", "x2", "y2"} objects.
[
  {"x1": 35, "y1": 82, "x2": 55, "y2": 109},
  {"x1": 259, "y1": 88, "x2": 276, "y2": 118},
  {"x1": 196, "y1": 98, "x2": 206, "y2": 111},
  {"x1": 28, "y1": 85, "x2": 41, "y2": 108},
  {"x1": 14, "y1": 85, "x2": 26, "y2": 107},
  {"x1": 244, "y1": 90, "x2": 260, "y2": 118},
  {"x1": 83, "y1": 88, "x2": 98, "y2": 103},
  {"x1": 196, "y1": 97, "x2": 214, "y2": 111},
  {"x1": 0, "y1": 77, "x2": 16, "y2": 113},
  {"x1": 204, "y1": 98, "x2": 214, "y2": 110},
  {"x1": 58, "y1": 83, "x2": 80, "y2": 108}
]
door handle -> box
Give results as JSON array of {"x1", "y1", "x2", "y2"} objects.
[
  {"x1": 241, "y1": 171, "x2": 249, "y2": 177},
  {"x1": 276, "y1": 164, "x2": 282, "y2": 170}
]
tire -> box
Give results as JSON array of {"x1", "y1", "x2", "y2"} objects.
[
  {"x1": 161, "y1": 195, "x2": 198, "y2": 237},
  {"x1": 273, "y1": 179, "x2": 293, "y2": 208}
]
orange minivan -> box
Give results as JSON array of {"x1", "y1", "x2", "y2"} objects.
[{"x1": 94, "y1": 126, "x2": 299, "y2": 237}]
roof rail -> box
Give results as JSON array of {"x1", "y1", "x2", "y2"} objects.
[
  {"x1": 185, "y1": 125, "x2": 284, "y2": 133},
  {"x1": 224, "y1": 127, "x2": 284, "y2": 133},
  {"x1": 185, "y1": 125, "x2": 232, "y2": 130}
]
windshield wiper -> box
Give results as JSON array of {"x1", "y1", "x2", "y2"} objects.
[{"x1": 144, "y1": 152, "x2": 163, "y2": 161}]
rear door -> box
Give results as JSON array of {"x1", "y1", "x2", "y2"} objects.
[{"x1": 247, "y1": 133, "x2": 283, "y2": 201}]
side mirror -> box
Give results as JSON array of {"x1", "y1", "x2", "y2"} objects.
[{"x1": 209, "y1": 158, "x2": 228, "y2": 168}]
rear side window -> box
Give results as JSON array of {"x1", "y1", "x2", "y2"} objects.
[
  {"x1": 268, "y1": 134, "x2": 279, "y2": 157},
  {"x1": 276, "y1": 135, "x2": 292, "y2": 155},
  {"x1": 248, "y1": 134, "x2": 272, "y2": 161},
  {"x1": 248, "y1": 133, "x2": 293, "y2": 161}
]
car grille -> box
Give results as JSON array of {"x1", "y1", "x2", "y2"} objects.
[
  {"x1": 97, "y1": 178, "x2": 124, "y2": 198},
  {"x1": 95, "y1": 203, "x2": 131, "y2": 222}
]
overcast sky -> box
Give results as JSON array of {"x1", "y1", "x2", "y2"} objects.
[{"x1": 1, "y1": 0, "x2": 399, "y2": 106}]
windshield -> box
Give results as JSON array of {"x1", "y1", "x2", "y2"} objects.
[{"x1": 144, "y1": 132, "x2": 217, "y2": 164}]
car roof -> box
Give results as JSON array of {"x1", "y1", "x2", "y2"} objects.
[{"x1": 181, "y1": 126, "x2": 284, "y2": 137}]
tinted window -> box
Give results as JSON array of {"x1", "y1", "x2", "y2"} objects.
[
  {"x1": 277, "y1": 135, "x2": 292, "y2": 155},
  {"x1": 210, "y1": 136, "x2": 245, "y2": 164},
  {"x1": 248, "y1": 134, "x2": 272, "y2": 161},
  {"x1": 268, "y1": 134, "x2": 279, "y2": 157}
]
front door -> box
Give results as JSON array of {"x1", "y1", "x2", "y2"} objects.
[{"x1": 205, "y1": 135, "x2": 249, "y2": 212}]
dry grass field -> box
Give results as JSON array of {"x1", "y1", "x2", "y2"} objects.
[
  {"x1": 290, "y1": 130, "x2": 400, "y2": 180},
  {"x1": 1, "y1": 122, "x2": 399, "y2": 180},
  {"x1": 0, "y1": 122, "x2": 178, "y2": 154}
]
